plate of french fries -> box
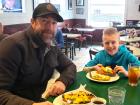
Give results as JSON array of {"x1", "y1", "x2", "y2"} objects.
[
  {"x1": 86, "y1": 71, "x2": 119, "y2": 83},
  {"x1": 53, "y1": 85, "x2": 97, "y2": 105},
  {"x1": 85, "y1": 64, "x2": 119, "y2": 83}
]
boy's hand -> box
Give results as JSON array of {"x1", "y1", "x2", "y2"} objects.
[
  {"x1": 83, "y1": 65, "x2": 102, "y2": 72},
  {"x1": 114, "y1": 65, "x2": 128, "y2": 77},
  {"x1": 83, "y1": 66, "x2": 95, "y2": 72}
]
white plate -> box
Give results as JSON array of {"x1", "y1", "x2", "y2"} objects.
[
  {"x1": 53, "y1": 85, "x2": 96, "y2": 105},
  {"x1": 53, "y1": 95, "x2": 64, "y2": 105},
  {"x1": 86, "y1": 71, "x2": 120, "y2": 83},
  {"x1": 53, "y1": 95, "x2": 94, "y2": 105}
]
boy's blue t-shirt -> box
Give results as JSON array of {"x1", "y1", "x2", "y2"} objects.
[{"x1": 85, "y1": 45, "x2": 140, "y2": 71}]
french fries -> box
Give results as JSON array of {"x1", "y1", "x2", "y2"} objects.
[
  {"x1": 62, "y1": 91, "x2": 94, "y2": 104},
  {"x1": 97, "y1": 64, "x2": 116, "y2": 76},
  {"x1": 90, "y1": 72, "x2": 110, "y2": 81}
]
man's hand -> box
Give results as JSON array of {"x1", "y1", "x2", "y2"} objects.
[
  {"x1": 47, "y1": 81, "x2": 66, "y2": 96},
  {"x1": 32, "y1": 101, "x2": 53, "y2": 105}
]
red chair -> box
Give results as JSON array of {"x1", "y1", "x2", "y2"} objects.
[
  {"x1": 70, "y1": 28, "x2": 87, "y2": 50},
  {"x1": 61, "y1": 27, "x2": 69, "y2": 33},
  {"x1": 92, "y1": 29, "x2": 103, "y2": 44},
  {"x1": 82, "y1": 32, "x2": 93, "y2": 45}
]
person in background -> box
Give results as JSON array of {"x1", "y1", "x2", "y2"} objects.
[
  {"x1": 61, "y1": 24, "x2": 69, "y2": 33},
  {"x1": 84, "y1": 27, "x2": 140, "y2": 77},
  {"x1": 55, "y1": 28, "x2": 64, "y2": 48},
  {"x1": 0, "y1": 22, "x2": 8, "y2": 41},
  {"x1": 0, "y1": 3, "x2": 76, "y2": 105}
]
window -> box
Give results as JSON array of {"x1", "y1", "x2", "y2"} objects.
[{"x1": 87, "y1": 0, "x2": 125, "y2": 27}]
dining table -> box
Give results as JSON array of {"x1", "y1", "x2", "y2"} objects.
[
  {"x1": 63, "y1": 33, "x2": 81, "y2": 39},
  {"x1": 120, "y1": 36, "x2": 140, "y2": 43},
  {"x1": 47, "y1": 71, "x2": 140, "y2": 105},
  {"x1": 127, "y1": 45, "x2": 140, "y2": 58},
  {"x1": 76, "y1": 28, "x2": 95, "y2": 32}
]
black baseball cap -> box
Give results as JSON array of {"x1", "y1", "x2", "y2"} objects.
[{"x1": 32, "y1": 3, "x2": 63, "y2": 22}]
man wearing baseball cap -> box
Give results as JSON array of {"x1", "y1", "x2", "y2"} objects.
[{"x1": 0, "y1": 3, "x2": 76, "y2": 105}]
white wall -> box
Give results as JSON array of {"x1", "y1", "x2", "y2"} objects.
[
  {"x1": 0, "y1": 0, "x2": 140, "y2": 25},
  {"x1": 125, "y1": 0, "x2": 140, "y2": 20},
  {"x1": 0, "y1": 0, "x2": 33, "y2": 25},
  {"x1": 73, "y1": 0, "x2": 140, "y2": 21},
  {"x1": 0, "y1": 0, "x2": 74, "y2": 25},
  {"x1": 73, "y1": 0, "x2": 87, "y2": 19},
  {"x1": 50, "y1": 0, "x2": 74, "y2": 19}
]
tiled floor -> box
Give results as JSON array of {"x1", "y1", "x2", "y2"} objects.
[
  {"x1": 73, "y1": 47, "x2": 90, "y2": 71},
  {"x1": 73, "y1": 45, "x2": 103, "y2": 71}
]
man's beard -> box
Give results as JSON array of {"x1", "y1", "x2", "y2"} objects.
[
  {"x1": 34, "y1": 29, "x2": 55, "y2": 48},
  {"x1": 44, "y1": 39, "x2": 52, "y2": 43},
  {"x1": 42, "y1": 33, "x2": 55, "y2": 48}
]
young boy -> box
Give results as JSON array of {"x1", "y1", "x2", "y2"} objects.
[{"x1": 85, "y1": 27, "x2": 140, "y2": 77}]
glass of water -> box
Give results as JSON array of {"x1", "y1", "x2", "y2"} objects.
[{"x1": 108, "y1": 86, "x2": 126, "y2": 105}]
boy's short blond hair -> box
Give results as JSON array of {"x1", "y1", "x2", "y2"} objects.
[{"x1": 103, "y1": 27, "x2": 118, "y2": 35}]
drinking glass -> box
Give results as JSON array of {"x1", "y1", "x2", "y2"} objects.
[
  {"x1": 108, "y1": 86, "x2": 126, "y2": 105},
  {"x1": 128, "y1": 63, "x2": 140, "y2": 86}
]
